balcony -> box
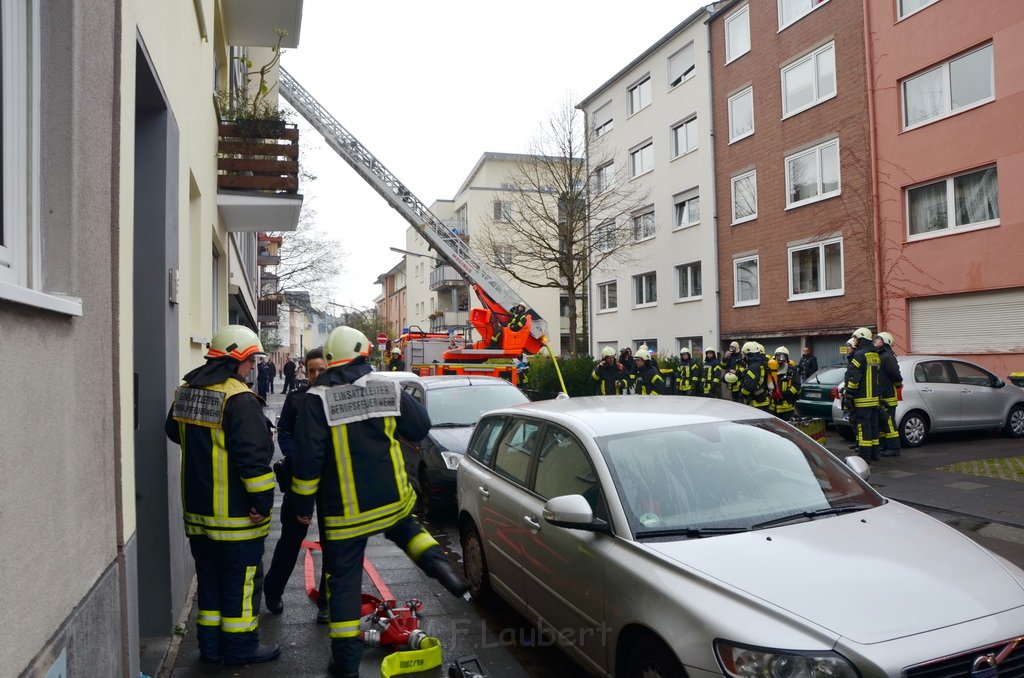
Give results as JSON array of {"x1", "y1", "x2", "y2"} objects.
[
  {"x1": 220, "y1": 0, "x2": 303, "y2": 48},
  {"x1": 258, "y1": 297, "x2": 280, "y2": 326},
  {"x1": 258, "y1": 250, "x2": 280, "y2": 266},
  {"x1": 217, "y1": 122, "x2": 303, "y2": 232},
  {"x1": 429, "y1": 311, "x2": 470, "y2": 332},
  {"x1": 429, "y1": 264, "x2": 467, "y2": 291}
]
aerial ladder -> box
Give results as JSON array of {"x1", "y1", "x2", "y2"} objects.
[{"x1": 278, "y1": 68, "x2": 548, "y2": 364}]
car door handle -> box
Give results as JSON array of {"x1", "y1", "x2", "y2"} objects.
[
  {"x1": 523, "y1": 515, "x2": 541, "y2": 531},
  {"x1": 961, "y1": 389, "x2": 972, "y2": 394},
  {"x1": 477, "y1": 486, "x2": 490, "y2": 498},
  {"x1": 920, "y1": 387, "x2": 933, "y2": 392}
]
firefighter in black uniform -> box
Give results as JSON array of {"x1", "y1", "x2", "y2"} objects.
[
  {"x1": 592, "y1": 346, "x2": 623, "y2": 395},
  {"x1": 874, "y1": 331, "x2": 903, "y2": 456},
  {"x1": 633, "y1": 347, "x2": 666, "y2": 395},
  {"x1": 165, "y1": 325, "x2": 280, "y2": 666},
  {"x1": 723, "y1": 341, "x2": 745, "y2": 401},
  {"x1": 700, "y1": 348, "x2": 722, "y2": 398},
  {"x1": 739, "y1": 342, "x2": 772, "y2": 412},
  {"x1": 676, "y1": 347, "x2": 700, "y2": 396},
  {"x1": 291, "y1": 326, "x2": 468, "y2": 678},
  {"x1": 387, "y1": 347, "x2": 406, "y2": 372},
  {"x1": 844, "y1": 327, "x2": 882, "y2": 460}
]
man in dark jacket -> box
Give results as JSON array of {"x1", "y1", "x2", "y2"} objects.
[
  {"x1": 739, "y1": 342, "x2": 771, "y2": 412},
  {"x1": 676, "y1": 347, "x2": 700, "y2": 396},
  {"x1": 165, "y1": 325, "x2": 280, "y2": 666},
  {"x1": 618, "y1": 347, "x2": 637, "y2": 394},
  {"x1": 387, "y1": 347, "x2": 406, "y2": 372},
  {"x1": 282, "y1": 356, "x2": 297, "y2": 393},
  {"x1": 700, "y1": 349, "x2": 722, "y2": 398},
  {"x1": 292, "y1": 326, "x2": 467, "y2": 678},
  {"x1": 723, "y1": 341, "x2": 745, "y2": 401},
  {"x1": 874, "y1": 331, "x2": 903, "y2": 456},
  {"x1": 592, "y1": 346, "x2": 623, "y2": 395},
  {"x1": 844, "y1": 327, "x2": 882, "y2": 460},
  {"x1": 633, "y1": 348, "x2": 666, "y2": 395},
  {"x1": 796, "y1": 346, "x2": 819, "y2": 382}
]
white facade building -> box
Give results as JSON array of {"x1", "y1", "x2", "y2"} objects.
[{"x1": 579, "y1": 8, "x2": 719, "y2": 360}]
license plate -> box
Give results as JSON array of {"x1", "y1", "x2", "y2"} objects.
[{"x1": 804, "y1": 391, "x2": 822, "y2": 399}]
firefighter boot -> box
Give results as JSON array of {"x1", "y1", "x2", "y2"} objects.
[
  {"x1": 418, "y1": 547, "x2": 469, "y2": 597},
  {"x1": 328, "y1": 637, "x2": 363, "y2": 678},
  {"x1": 196, "y1": 626, "x2": 222, "y2": 663},
  {"x1": 222, "y1": 640, "x2": 281, "y2": 666}
]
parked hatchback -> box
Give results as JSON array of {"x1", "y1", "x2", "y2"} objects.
[
  {"x1": 832, "y1": 354, "x2": 1024, "y2": 447},
  {"x1": 457, "y1": 396, "x2": 1024, "y2": 677},
  {"x1": 795, "y1": 366, "x2": 846, "y2": 422}
]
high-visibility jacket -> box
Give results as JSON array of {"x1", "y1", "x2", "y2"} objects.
[
  {"x1": 635, "y1": 362, "x2": 666, "y2": 395},
  {"x1": 676, "y1": 359, "x2": 700, "y2": 394},
  {"x1": 771, "y1": 366, "x2": 800, "y2": 416},
  {"x1": 740, "y1": 355, "x2": 771, "y2": 410},
  {"x1": 725, "y1": 353, "x2": 745, "y2": 393},
  {"x1": 166, "y1": 375, "x2": 275, "y2": 542},
  {"x1": 291, "y1": 362, "x2": 431, "y2": 541},
  {"x1": 845, "y1": 345, "x2": 881, "y2": 408},
  {"x1": 876, "y1": 345, "x2": 903, "y2": 408},
  {"x1": 592, "y1": 360, "x2": 622, "y2": 395},
  {"x1": 700, "y1": 359, "x2": 722, "y2": 396}
]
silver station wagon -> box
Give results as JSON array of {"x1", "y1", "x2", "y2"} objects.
[{"x1": 457, "y1": 396, "x2": 1024, "y2": 677}]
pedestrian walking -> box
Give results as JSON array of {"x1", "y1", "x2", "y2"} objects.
[
  {"x1": 291, "y1": 326, "x2": 468, "y2": 678},
  {"x1": 268, "y1": 359, "x2": 277, "y2": 394},
  {"x1": 282, "y1": 355, "x2": 297, "y2": 393},
  {"x1": 874, "y1": 331, "x2": 903, "y2": 456},
  {"x1": 844, "y1": 327, "x2": 882, "y2": 460},
  {"x1": 164, "y1": 325, "x2": 280, "y2": 666}
]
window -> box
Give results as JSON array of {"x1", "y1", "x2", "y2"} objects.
[
  {"x1": 677, "y1": 336, "x2": 703, "y2": 355},
  {"x1": 632, "y1": 210, "x2": 655, "y2": 241},
  {"x1": 492, "y1": 200, "x2": 512, "y2": 222},
  {"x1": 630, "y1": 142, "x2": 654, "y2": 177},
  {"x1": 534, "y1": 427, "x2": 602, "y2": 515},
  {"x1": 786, "y1": 138, "x2": 840, "y2": 208},
  {"x1": 778, "y1": 0, "x2": 830, "y2": 30},
  {"x1": 725, "y1": 5, "x2": 751, "y2": 63},
  {"x1": 594, "y1": 162, "x2": 612, "y2": 194},
  {"x1": 634, "y1": 272, "x2": 657, "y2": 306},
  {"x1": 634, "y1": 338, "x2": 658, "y2": 353},
  {"x1": 467, "y1": 416, "x2": 507, "y2": 465},
  {"x1": 734, "y1": 256, "x2": 759, "y2": 306},
  {"x1": 728, "y1": 87, "x2": 754, "y2": 142},
  {"x1": 593, "y1": 220, "x2": 616, "y2": 252},
  {"x1": 628, "y1": 76, "x2": 652, "y2": 115},
  {"x1": 597, "y1": 280, "x2": 617, "y2": 311},
  {"x1": 782, "y1": 42, "x2": 836, "y2": 117},
  {"x1": 898, "y1": 0, "x2": 939, "y2": 20},
  {"x1": 907, "y1": 166, "x2": 999, "y2": 238},
  {"x1": 902, "y1": 44, "x2": 993, "y2": 129},
  {"x1": 493, "y1": 419, "x2": 541, "y2": 486},
  {"x1": 495, "y1": 244, "x2": 515, "y2": 265},
  {"x1": 673, "y1": 190, "x2": 700, "y2": 229},
  {"x1": 731, "y1": 170, "x2": 757, "y2": 224},
  {"x1": 668, "y1": 42, "x2": 696, "y2": 87},
  {"x1": 789, "y1": 238, "x2": 843, "y2": 298},
  {"x1": 671, "y1": 116, "x2": 699, "y2": 157},
  {"x1": 676, "y1": 261, "x2": 702, "y2": 300},
  {"x1": 593, "y1": 102, "x2": 613, "y2": 138}
]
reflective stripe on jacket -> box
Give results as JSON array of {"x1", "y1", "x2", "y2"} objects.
[{"x1": 845, "y1": 347, "x2": 881, "y2": 408}]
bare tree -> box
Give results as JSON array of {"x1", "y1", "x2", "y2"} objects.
[
  {"x1": 265, "y1": 204, "x2": 346, "y2": 309},
  {"x1": 477, "y1": 97, "x2": 648, "y2": 354}
]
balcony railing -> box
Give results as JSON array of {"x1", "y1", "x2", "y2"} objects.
[
  {"x1": 429, "y1": 311, "x2": 469, "y2": 332},
  {"x1": 258, "y1": 297, "x2": 280, "y2": 326},
  {"x1": 429, "y1": 264, "x2": 467, "y2": 291},
  {"x1": 258, "y1": 252, "x2": 281, "y2": 266},
  {"x1": 218, "y1": 121, "x2": 299, "y2": 193}
]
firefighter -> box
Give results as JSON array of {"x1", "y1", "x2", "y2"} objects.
[
  {"x1": 633, "y1": 347, "x2": 666, "y2": 395},
  {"x1": 739, "y1": 342, "x2": 772, "y2": 411},
  {"x1": 723, "y1": 341, "x2": 745, "y2": 401},
  {"x1": 508, "y1": 303, "x2": 528, "y2": 332},
  {"x1": 844, "y1": 327, "x2": 882, "y2": 461},
  {"x1": 700, "y1": 348, "x2": 722, "y2": 398},
  {"x1": 676, "y1": 347, "x2": 700, "y2": 396},
  {"x1": 619, "y1": 347, "x2": 637, "y2": 394},
  {"x1": 164, "y1": 325, "x2": 280, "y2": 666},
  {"x1": 387, "y1": 346, "x2": 406, "y2": 372},
  {"x1": 874, "y1": 331, "x2": 903, "y2": 456},
  {"x1": 291, "y1": 326, "x2": 468, "y2": 678},
  {"x1": 770, "y1": 346, "x2": 800, "y2": 421},
  {"x1": 592, "y1": 346, "x2": 623, "y2": 395}
]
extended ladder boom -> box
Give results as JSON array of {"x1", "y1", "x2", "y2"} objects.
[{"x1": 278, "y1": 68, "x2": 548, "y2": 345}]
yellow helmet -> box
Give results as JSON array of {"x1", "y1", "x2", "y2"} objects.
[
  {"x1": 851, "y1": 327, "x2": 873, "y2": 342},
  {"x1": 875, "y1": 331, "x2": 894, "y2": 346},
  {"x1": 601, "y1": 346, "x2": 616, "y2": 358},
  {"x1": 207, "y1": 325, "x2": 264, "y2": 361},
  {"x1": 741, "y1": 341, "x2": 761, "y2": 355},
  {"x1": 324, "y1": 325, "x2": 371, "y2": 367}
]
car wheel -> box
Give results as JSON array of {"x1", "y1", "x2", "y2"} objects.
[
  {"x1": 623, "y1": 635, "x2": 685, "y2": 678},
  {"x1": 415, "y1": 467, "x2": 434, "y2": 520},
  {"x1": 899, "y1": 410, "x2": 929, "y2": 447},
  {"x1": 1004, "y1": 404, "x2": 1024, "y2": 438},
  {"x1": 460, "y1": 522, "x2": 493, "y2": 603},
  {"x1": 836, "y1": 425, "x2": 855, "y2": 442}
]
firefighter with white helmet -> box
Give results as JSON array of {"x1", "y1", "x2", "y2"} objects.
[
  {"x1": 387, "y1": 345, "x2": 406, "y2": 372},
  {"x1": 676, "y1": 346, "x2": 699, "y2": 396},
  {"x1": 844, "y1": 327, "x2": 882, "y2": 460},
  {"x1": 165, "y1": 325, "x2": 280, "y2": 665},
  {"x1": 723, "y1": 341, "x2": 745, "y2": 401},
  {"x1": 700, "y1": 348, "x2": 722, "y2": 398},
  {"x1": 633, "y1": 347, "x2": 666, "y2": 395},
  {"x1": 739, "y1": 341, "x2": 771, "y2": 411},
  {"x1": 770, "y1": 346, "x2": 800, "y2": 421},
  {"x1": 291, "y1": 326, "x2": 468, "y2": 676},
  {"x1": 874, "y1": 331, "x2": 903, "y2": 456},
  {"x1": 592, "y1": 346, "x2": 624, "y2": 395}
]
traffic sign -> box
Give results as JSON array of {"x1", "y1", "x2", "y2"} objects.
[{"x1": 377, "y1": 333, "x2": 388, "y2": 344}]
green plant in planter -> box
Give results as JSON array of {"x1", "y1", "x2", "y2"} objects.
[{"x1": 216, "y1": 27, "x2": 290, "y2": 135}]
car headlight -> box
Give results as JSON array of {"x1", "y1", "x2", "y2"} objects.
[
  {"x1": 715, "y1": 640, "x2": 859, "y2": 678},
  {"x1": 440, "y1": 451, "x2": 461, "y2": 471}
]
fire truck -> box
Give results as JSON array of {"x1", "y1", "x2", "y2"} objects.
[{"x1": 278, "y1": 69, "x2": 558, "y2": 389}]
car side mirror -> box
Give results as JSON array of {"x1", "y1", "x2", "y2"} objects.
[
  {"x1": 994, "y1": 378, "x2": 1005, "y2": 388},
  {"x1": 543, "y1": 494, "x2": 610, "y2": 534},
  {"x1": 845, "y1": 455, "x2": 871, "y2": 481}
]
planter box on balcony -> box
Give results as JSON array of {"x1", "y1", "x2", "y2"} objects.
[{"x1": 218, "y1": 121, "x2": 299, "y2": 193}]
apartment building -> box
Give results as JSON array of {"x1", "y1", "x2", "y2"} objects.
[
  {"x1": 708, "y1": 0, "x2": 876, "y2": 366},
  {"x1": 865, "y1": 0, "x2": 1024, "y2": 376},
  {"x1": 376, "y1": 258, "x2": 408, "y2": 340},
  {"x1": 579, "y1": 7, "x2": 720, "y2": 360},
  {"x1": 0, "y1": 1, "x2": 304, "y2": 675}
]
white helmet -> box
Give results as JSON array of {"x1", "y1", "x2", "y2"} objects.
[
  {"x1": 324, "y1": 326, "x2": 371, "y2": 367},
  {"x1": 391, "y1": 347, "x2": 402, "y2": 355},
  {"x1": 679, "y1": 346, "x2": 691, "y2": 356},
  {"x1": 207, "y1": 325, "x2": 264, "y2": 361},
  {"x1": 741, "y1": 341, "x2": 761, "y2": 355},
  {"x1": 851, "y1": 327, "x2": 873, "y2": 342},
  {"x1": 601, "y1": 346, "x2": 616, "y2": 358},
  {"x1": 723, "y1": 371, "x2": 739, "y2": 383},
  {"x1": 875, "y1": 331, "x2": 894, "y2": 346},
  {"x1": 634, "y1": 348, "x2": 650, "y2": 361},
  {"x1": 774, "y1": 346, "x2": 790, "y2": 358}
]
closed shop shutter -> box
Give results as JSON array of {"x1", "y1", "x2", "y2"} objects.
[{"x1": 910, "y1": 288, "x2": 1024, "y2": 354}]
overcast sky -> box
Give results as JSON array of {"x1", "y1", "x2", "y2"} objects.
[{"x1": 281, "y1": 1, "x2": 708, "y2": 310}]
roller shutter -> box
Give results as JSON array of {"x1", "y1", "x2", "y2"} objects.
[{"x1": 909, "y1": 288, "x2": 1024, "y2": 353}]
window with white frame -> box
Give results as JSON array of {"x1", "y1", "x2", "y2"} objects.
[
  {"x1": 671, "y1": 116, "x2": 699, "y2": 157},
  {"x1": 632, "y1": 210, "x2": 655, "y2": 241},
  {"x1": 898, "y1": 0, "x2": 939, "y2": 20},
  {"x1": 782, "y1": 42, "x2": 836, "y2": 117},
  {"x1": 593, "y1": 220, "x2": 617, "y2": 252},
  {"x1": 668, "y1": 42, "x2": 696, "y2": 87},
  {"x1": 593, "y1": 102, "x2": 613, "y2": 138},
  {"x1": 676, "y1": 261, "x2": 702, "y2": 300},
  {"x1": 778, "y1": 0, "x2": 830, "y2": 31},
  {"x1": 725, "y1": 5, "x2": 751, "y2": 63},
  {"x1": 786, "y1": 138, "x2": 840, "y2": 208},
  {"x1": 731, "y1": 170, "x2": 757, "y2": 224},
  {"x1": 628, "y1": 76, "x2": 652, "y2": 115},
  {"x1": 677, "y1": 336, "x2": 703, "y2": 354},
  {"x1": 728, "y1": 87, "x2": 754, "y2": 142},
  {"x1": 492, "y1": 200, "x2": 513, "y2": 222},
  {"x1": 789, "y1": 238, "x2": 843, "y2": 298},
  {"x1": 495, "y1": 244, "x2": 515, "y2": 265},
  {"x1": 634, "y1": 272, "x2": 657, "y2": 306},
  {"x1": 673, "y1": 189, "x2": 700, "y2": 229},
  {"x1": 902, "y1": 44, "x2": 993, "y2": 129},
  {"x1": 594, "y1": 162, "x2": 612, "y2": 194},
  {"x1": 734, "y1": 256, "x2": 759, "y2": 306},
  {"x1": 597, "y1": 280, "x2": 618, "y2": 311},
  {"x1": 630, "y1": 142, "x2": 654, "y2": 177},
  {"x1": 906, "y1": 166, "x2": 999, "y2": 238},
  {"x1": 634, "y1": 338, "x2": 658, "y2": 353}
]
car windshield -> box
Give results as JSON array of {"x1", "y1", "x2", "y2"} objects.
[
  {"x1": 598, "y1": 418, "x2": 883, "y2": 538},
  {"x1": 426, "y1": 383, "x2": 528, "y2": 426},
  {"x1": 808, "y1": 367, "x2": 846, "y2": 385}
]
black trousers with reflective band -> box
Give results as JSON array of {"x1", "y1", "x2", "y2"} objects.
[
  {"x1": 851, "y1": 406, "x2": 880, "y2": 456},
  {"x1": 264, "y1": 463, "x2": 327, "y2": 610},
  {"x1": 880, "y1": 404, "x2": 900, "y2": 450},
  {"x1": 189, "y1": 535, "x2": 265, "y2": 661}
]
